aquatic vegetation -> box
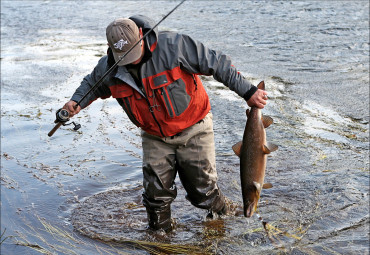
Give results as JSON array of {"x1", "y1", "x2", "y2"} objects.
[
  {"x1": 12, "y1": 216, "x2": 209, "y2": 255},
  {"x1": 202, "y1": 219, "x2": 228, "y2": 239},
  {"x1": 0, "y1": 228, "x2": 12, "y2": 246}
]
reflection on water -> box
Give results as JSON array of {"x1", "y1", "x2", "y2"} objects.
[{"x1": 1, "y1": 1, "x2": 369, "y2": 254}]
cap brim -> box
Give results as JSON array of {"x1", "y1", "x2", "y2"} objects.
[{"x1": 113, "y1": 42, "x2": 142, "y2": 66}]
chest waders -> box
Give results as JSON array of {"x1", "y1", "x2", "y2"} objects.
[{"x1": 142, "y1": 112, "x2": 228, "y2": 232}]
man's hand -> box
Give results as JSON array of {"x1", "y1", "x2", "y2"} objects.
[
  {"x1": 247, "y1": 89, "x2": 268, "y2": 109},
  {"x1": 63, "y1": 100, "x2": 81, "y2": 117}
]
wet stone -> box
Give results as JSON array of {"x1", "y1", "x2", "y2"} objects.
[{"x1": 243, "y1": 232, "x2": 269, "y2": 247}]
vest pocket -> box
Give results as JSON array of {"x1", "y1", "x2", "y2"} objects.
[
  {"x1": 110, "y1": 84, "x2": 134, "y2": 98},
  {"x1": 152, "y1": 78, "x2": 191, "y2": 118},
  {"x1": 116, "y1": 98, "x2": 142, "y2": 127},
  {"x1": 110, "y1": 84, "x2": 142, "y2": 126},
  {"x1": 167, "y1": 79, "x2": 190, "y2": 116},
  {"x1": 160, "y1": 87, "x2": 174, "y2": 118}
]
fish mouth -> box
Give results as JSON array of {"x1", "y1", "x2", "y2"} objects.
[{"x1": 244, "y1": 201, "x2": 257, "y2": 218}]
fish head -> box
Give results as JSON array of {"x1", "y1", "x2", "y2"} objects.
[
  {"x1": 243, "y1": 182, "x2": 261, "y2": 217},
  {"x1": 244, "y1": 199, "x2": 258, "y2": 218}
]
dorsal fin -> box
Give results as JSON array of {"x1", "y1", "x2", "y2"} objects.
[
  {"x1": 263, "y1": 142, "x2": 278, "y2": 154},
  {"x1": 257, "y1": 81, "x2": 265, "y2": 90},
  {"x1": 262, "y1": 115, "x2": 273, "y2": 128},
  {"x1": 232, "y1": 141, "x2": 243, "y2": 157}
]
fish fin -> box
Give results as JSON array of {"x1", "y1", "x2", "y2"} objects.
[
  {"x1": 257, "y1": 81, "x2": 265, "y2": 90},
  {"x1": 253, "y1": 181, "x2": 263, "y2": 194},
  {"x1": 263, "y1": 142, "x2": 278, "y2": 154},
  {"x1": 263, "y1": 183, "x2": 273, "y2": 189},
  {"x1": 262, "y1": 115, "x2": 274, "y2": 128},
  {"x1": 232, "y1": 141, "x2": 243, "y2": 157},
  {"x1": 263, "y1": 145, "x2": 271, "y2": 154},
  {"x1": 266, "y1": 142, "x2": 278, "y2": 152}
]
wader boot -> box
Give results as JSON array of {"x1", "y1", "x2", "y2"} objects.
[
  {"x1": 207, "y1": 196, "x2": 243, "y2": 218},
  {"x1": 146, "y1": 206, "x2": 173, "y2": 232}
]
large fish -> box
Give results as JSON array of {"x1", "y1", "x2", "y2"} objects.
[{"x1": 232, "y1": 81, "x2": 278, "y2": 218}]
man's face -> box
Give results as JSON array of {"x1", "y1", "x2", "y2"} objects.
[{"x1": 129, "y1": 28, "x2": 144, "y2": 65}]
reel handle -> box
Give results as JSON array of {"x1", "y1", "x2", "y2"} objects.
[{"x1": 48, "y1": 122, "x2": 63, "y2": 137}]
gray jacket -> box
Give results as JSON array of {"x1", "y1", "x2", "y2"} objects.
[{"x1": 71, "y1": 15, "x2": 256, "y2": 109}]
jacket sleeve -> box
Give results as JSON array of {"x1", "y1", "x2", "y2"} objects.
[
  {"x1": 176, "y1": 34, "x2": 257, "y2": 101},
  {"x1": 70, "y1": 56, "x2": 112, "y2": 108}
]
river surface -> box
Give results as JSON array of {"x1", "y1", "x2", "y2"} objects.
[{"x1": 1, "y1": 1, "x2": 369, "y2": 254}]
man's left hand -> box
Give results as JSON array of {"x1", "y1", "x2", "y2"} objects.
[{"x1": 247, "y1": 89, "x2": 268, "y2": 109}]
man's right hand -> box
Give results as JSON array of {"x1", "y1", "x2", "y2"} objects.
[{"x1": 63, "y1": 100, "x2": 81, "y2": 117}]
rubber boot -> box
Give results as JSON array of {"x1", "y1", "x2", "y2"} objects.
[
  {"x1": 207, "y1": 197, "x2": 243, "y2": 218},
  {"x1": 146, "y1": 207, "x2": 173, "y2": 232}
]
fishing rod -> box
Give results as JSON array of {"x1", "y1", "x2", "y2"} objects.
[{"x1": 48, "y1": 0, "x2": 186, "y2": 137}]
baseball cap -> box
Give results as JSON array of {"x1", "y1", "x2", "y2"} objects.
[{"x1": 106, "y1": 18, "x2": 142, "y2": 66}]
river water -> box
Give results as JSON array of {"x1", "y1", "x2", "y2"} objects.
[{"x1": 1, "y1": 1, "x2": 369, "y2": 254}]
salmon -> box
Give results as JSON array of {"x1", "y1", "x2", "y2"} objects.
[{"x1": 232, "y1": 81, "x2": 278, "y2": 217}]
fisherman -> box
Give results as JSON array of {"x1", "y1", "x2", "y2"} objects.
[{"x1": 63, "y1": 15, "x2": 268, "y2": 232}]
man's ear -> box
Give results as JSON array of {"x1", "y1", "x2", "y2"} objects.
[{"x1": 139, "y1": 28, "x2": 143, "y2": 45}]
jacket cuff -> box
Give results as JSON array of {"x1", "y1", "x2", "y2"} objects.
[
  {"x1": 243, "y1": 86, "x2": 258, "y2": 101},
  {"x1": 70, "y1": 95, "x2": 86, "y2": 109}
]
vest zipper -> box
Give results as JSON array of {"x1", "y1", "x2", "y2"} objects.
[{"x1": 192, "y1": 74, "x2": 198, "y2": 90}]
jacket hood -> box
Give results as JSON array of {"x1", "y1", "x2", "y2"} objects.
[{"x1": 129, "y1": 15, "x2": 158, "y2": 52}]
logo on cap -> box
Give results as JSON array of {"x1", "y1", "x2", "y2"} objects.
[{"x1": 114, "y1": 39, "x2": 128, "y2": 51}]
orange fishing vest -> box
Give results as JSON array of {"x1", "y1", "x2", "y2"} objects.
[{"x1": 109, "y1": 66, "x2": 211, "y2": 137}]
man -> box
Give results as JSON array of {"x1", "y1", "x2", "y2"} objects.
[{"x1": 63, "y1": 15, "x2": 268, "y2": 232}]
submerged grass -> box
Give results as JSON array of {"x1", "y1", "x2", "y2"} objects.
[
  {"x1": 264, "y1": 222, "x2": 303, "y2": 241},
  {"x1": 12, "y1": 216, "x2": 209, "y2": 255},
  {"x1": 1, "y1": 228, "x2": 12, "y2": 246}
]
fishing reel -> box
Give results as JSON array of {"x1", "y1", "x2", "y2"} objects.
[
  {"x1": 55, "y1": 108, "x2": 81, "y2": 131},
  {"x1": 48, "y1": 108, "x2": 81, "y2": 137}
]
